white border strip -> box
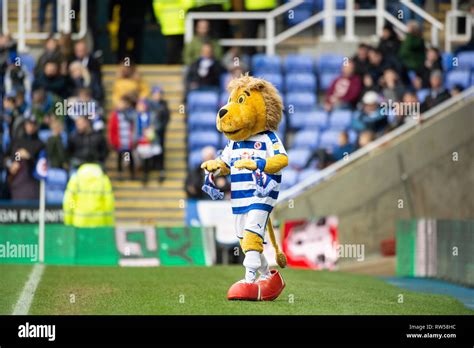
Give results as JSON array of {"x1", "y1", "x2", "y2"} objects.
[{"x1": 12, "y1": 264, "x2": 45, "y2": 315}]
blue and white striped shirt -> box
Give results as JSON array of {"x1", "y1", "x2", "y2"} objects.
[{"x1": 219, "y1": 131, "x2": 287, "y2": 215}]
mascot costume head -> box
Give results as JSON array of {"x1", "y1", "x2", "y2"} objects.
[{"x1": 201, "y1": 75, "x2": 288, "y2": 301}]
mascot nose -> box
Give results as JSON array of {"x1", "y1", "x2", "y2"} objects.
[{"x1": 218, "y1": 108, "x2": 228, "y2": 118}]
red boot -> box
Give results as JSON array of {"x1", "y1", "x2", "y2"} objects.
[
  {"x1": 257, "y1": 269, "x2": 285, "y2": 301},
  {"x1": 227, "y1": 280, "x2": 261, "y2": 301}
]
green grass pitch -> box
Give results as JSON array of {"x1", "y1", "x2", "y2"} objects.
[{"x1": 0, "y1": 264, "x2": 471, "y2": 315}]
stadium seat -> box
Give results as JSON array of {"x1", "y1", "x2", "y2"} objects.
[
  {"x1": 18, "y1": 53, "x2": 36, "y2": 74},
  {"x1": 45, "y1": 168, "x2": 68, "y2": 205},
  {"x1": 38, "y1": 129, "x2": 52, "y2": 143},
  {"x1": 285, "y1": 73, "x2": 317, "y2": 93},
  {"x1": 292, "y1": 129, "x2": 319, "y2": 149},
  {"x1": 329, "y1": 109, "x2": 352, "y2": 130},
  {"x1": 188, "y1": 112, "x2": 216, "y2": 130},
  {"x1": 299, "y1": 167, "x2": 320, "y2": 182},
  {"x1": 457, "y1": 51, "x2": 474, "y2": 70},
  {"x1": 220, "y1": 73, "x2": 230, "y2": 92},
  {"x1": 319, "y1": 130, "x2": 341, "y2": 151},
  {"x1": 284, "y1": 54, "x2": 314, "y2": 73},
  {"x1": 219, "y1": 91, "x2": 230, "y2": 107},
  {"x1": 316, "y1": 54, "x2": 344, "y2": 73},
  {"x1": 287, "y1": 148, "x2": 312, "y2": 169},
  {"x1": 319, "y1": 71, "x2": 340, "y2": 91},
  {"x1": 445, "y1": 70, "x2": 471, "y2": 90},
  {"x1": 280, "y1": 168, "x2": 299, "y2": 190},
  {"x1": 305, "y1": 110, "x2": 329, "y2": 129},
  {"x1": 188, "y1": 131, "x2": 220, "y2": 149},
  {"x1": 442, "y1": 52, "x2": 454, "y2": 72},
  {"x1": 251, "y1": 54, "x2": 282, "y2": 74},
  {"x1": 286, "y1": 8, "x2": 312, "y2": 26},
  {"x1": 416, "y1": 89, "x2": 430, "y2": 103},
  {"x1": 188, "y1": 149, "x2": 203, "y2": 169},
  {"x1": 187, "y1": 90, "x2": 219, "y2": 112},
  {"x1": 348, "y1": 129, "x2": 358, "y2": 144},
  {"x1": 286, "y1": 92, "x2": 317, "y2": 112},
  {"x1": 255, "y1": 72, "x2": 284, "y2": 92}
]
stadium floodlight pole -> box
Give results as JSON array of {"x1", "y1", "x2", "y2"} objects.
[{"x1": 38, "y1": 180, "x2": 45, "y2": 263}]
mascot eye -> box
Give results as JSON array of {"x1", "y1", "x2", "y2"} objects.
[{"x1": 237, "y1": 95, "x2": 246, "y2": 104}]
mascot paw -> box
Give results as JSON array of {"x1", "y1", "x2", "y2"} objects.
[
  {"x1": 227, "y1": 280, "x2": 261, "y2": 301},
  {"x1": 257, "y1": 270, "x2": 285, "y2": 301}
]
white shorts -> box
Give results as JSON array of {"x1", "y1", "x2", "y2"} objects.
[{"x1": 234, "y1": 209, "x2": 270, "y2": 241}]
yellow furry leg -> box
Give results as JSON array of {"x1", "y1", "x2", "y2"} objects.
[{"x1": 240, "y1": 230, "x2": 264, "y2": 253}]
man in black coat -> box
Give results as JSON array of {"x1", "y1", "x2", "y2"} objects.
[{"x1": 420, "y1": 70, "x2": 451, "y2": 113}]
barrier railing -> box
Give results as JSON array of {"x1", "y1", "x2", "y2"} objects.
[
  {"x1": 2, "y1": 0, "x2": 88, "y2": 52},
  {"x1": 278, "y1": 86, "x2": 474, "y2": 203},
  {"x1": 445, "y1": 9, "x2": 472, "y2": 52}
]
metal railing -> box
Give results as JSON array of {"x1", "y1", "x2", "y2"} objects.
[
  {"x1": 2, "y1": 0, "x2": 88, "y2": 52},
  {"x1": 185, "y1": 0, "x2": 450, "y2": 54},
  {"x1": 278, "y1": 86, "x2": 474, "y2": 203},
  {"x1": 445, "y1": 9, "x2": 472, "y2": 52}
]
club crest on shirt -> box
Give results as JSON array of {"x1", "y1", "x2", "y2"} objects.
[{"x1": 254, "y1": 141, "x2": 262, "y2": 150}]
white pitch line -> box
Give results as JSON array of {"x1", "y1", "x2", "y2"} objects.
[{"x1": 12, "y1": 264, "x2": 45, "y2": 315}]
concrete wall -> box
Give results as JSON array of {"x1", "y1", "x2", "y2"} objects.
[{"x1": 274, "y1": 98, "x2": 474, "y2": 254}]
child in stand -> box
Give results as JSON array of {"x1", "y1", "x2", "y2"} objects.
[
  {"x1": 135, "y1": 99, "x2": 162, "y2": 185},
  {"x1": 108, "y1": 94, "x2": 136, "y2": 179}
]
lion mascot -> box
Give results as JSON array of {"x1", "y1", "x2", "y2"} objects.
[{"x1": 201, "y1": 75, "x2": 288, "y2": 301}]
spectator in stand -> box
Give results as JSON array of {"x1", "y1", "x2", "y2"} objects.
[
  {"x1": 31, "y1": 88, "x2": 59, "y2": 127},
  {"x1": 108, "y1": 94, "x2": 136, "y2": 179},
  {"x1": 414, "y1": 46, "x2": 443, "y2": 89},
  {"x1": 68, "y1": 61, "x2": 103, "y2": 101},
  {"x1": 324, "y1": 59, "x2": 362, "y2": 112},
  {"x1": 2, "y1": 94, "x2": 23, "y2": 140},
  {"x1": 46, "y1": 117, "x2": 67, "y2": 169},
  {"x1": 35, "y1": 36, "x2": 65, "y2": 77},
  {"x1": 186, "y1": 43, "x2": 224, "y2": 92},
  {"x1": 380, "y1": 68, "x2": 405, "y2": 102},
  {"x1": 352, "y1": 43, "x2": 370, "y2": 77},
  {"x1": 134, "y1": 99, "x2": 162, "y2": 185},
  {"x1": 357, "y1": 130, "x2": 375, "y2": 148},
  {"x1": 58, "y1": 33, "x2": 74, "y2": 70},
  {"x1": 38, "y1": 0, "x2": 57, "y2": 32},
  {"x1": 185, "y1": 146, "x2": 230, "y2": 199},
  {"x1": 420, "y1": 70, "x2": 450, "y2": 113},
  {"x1": 389, "y1": 91, "x2": 419, "y2": 129},
  {"x1": 68, "y1": 88, "x2": 105, "y2": 132},
  {"x1": 398, "y1": 20, "x2": 426, "y2": 74},
  {"x1": 15, "y1": 91, "x2": 28, "y2": 115},
  {"x1": 32, "y1": 61, "x2": 71, "y2": 99},
  {"x1": 221, "y1": 47, "x2": 250, "y2": 72},
  {"x1": 305, "y1": 131, "x2": 356, "y2": 169},
  {"x1": 148, "y1": 86, "x2": 170, "y2": 183},
  {"x1": 4, "y1": 62, "x2": 31, "y2": 96},
  {"x1": 184, "y1": 20, "x2": 223, "y2": 66},
  {"x1": 360, "y1": 72, "x2": 380, "y2": 98},
  {"x1": 378, "y1": 24, "x2": 401, "y2": 60},
  {"x1": 450, "y1": 84, "x2": 464, "y2": 97},
  {"x1": 68, "y1": 115, "x2": 108, "y2": 169},
  {"x1": 73, "y1": 40, "x2": 103, "y2": 87},
  {"x1": 5, "y1": 117, "x2": 44, "y2": 200},
  {"x1": 112, "y1": 61, "x2": 150, "y2": 107},
  {"x1": 0, "y1": 34, "x2": 17, "y2": 93},
  {"x1": 367, "y1": 47, "x2": 400, "y2": 84},
  {"x1": 352, "y1": 91, "x2": 388, "y2": 134}
]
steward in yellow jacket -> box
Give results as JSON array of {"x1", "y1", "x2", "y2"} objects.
[{"x1": 63, "y1": 163, "x2": 114, "y2": 227}]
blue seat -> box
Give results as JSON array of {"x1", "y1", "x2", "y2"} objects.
[
  {"x1": 304, "y1": 110, "x2": 329, "y2": 129},
  {"x1": 46, "y1": 190, "x2": 65, "y2": 205},
  {"x1": 292, "y1": 129, "x2": 319, "y2": 149},
  {"x1": 284, "y1": 54, "x2": 314, "y2": 73},
  {"x1": 256, "y1": 72, "x2": 284, "y2": 92},
  {"x1": 299, "y1": 167, "x2": 320, "y2": 182},
  {"x1": 319, "y1": 130, "x2": 340, "y2": 151},
  {"x1": 445, "y1": 70, "x2": 471, "y2": 89},
  {"x1": 251, "y1": 54, "x2": 282, "y2": 74},
  {"x1": 442, "y1": 52, "x2": 454, "y2": 72},
  {"x1": 348, "y1": 129, "x2": 358, "y2": 144},
  {"x1": 187, "y1": 90, "x2": 219, "y2": 112},
  {"x1": 285, "y1": 73, "x2": 317, "y2": 92},
  {"x1": 280, "y1": 168, "x2": 299, "y2": 189},
  {"x1": 188, "y1": 112, "x2": 216, "y2": 130},
  {"x1": 46, "y1": 168, "x2": 68, "y2": 187},
  {"x1": 287, "y1": 149, "x2": 312, "y2": 170},
  {"x1": 38, "y1": 129, "x2": 52, "y2": 143},
  {"x1": 319, "y1": 71, "x2": 340, "y2": 91},
  {"x1": 416, "y1": 88, "x2": 430, "y2": 103},
  {"x1": 18, "y1": 53, "x2": 36, "y2": 74},
  {"x1": 220, "y1": 73, "x2": 230, "y2": 92},
  {"x1": 219, "y1": 91, "x2": 230, "y2": 107},
  {"x1": 286, "y1": 7, "x2": 312, "y2": 26},
  {"x1": 286, "y1": 92, "x2": 317, "y2": 112},
  {"x1": 330, "y1": 109, "x2": 352, "y2": 130},
  {"x1": 188, "y1": 131, "x2": 220, "y2": 149},
  {"x1": 316, "y1": 54, "x2": 344, "y2": 73},
  {"x1": 188, "y1": 149, "x2": 203, "y2": 169},
  {"x1": 457, "y1": 51, "x2": 474, "y2": 70}
]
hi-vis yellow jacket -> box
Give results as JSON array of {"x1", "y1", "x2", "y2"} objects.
[
  {"x1": 153, "y1": 0, "x2": 194, "y2": 36},
  {"x1": 63, "y1": 164, "x2": 114, "y2": 228}
]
